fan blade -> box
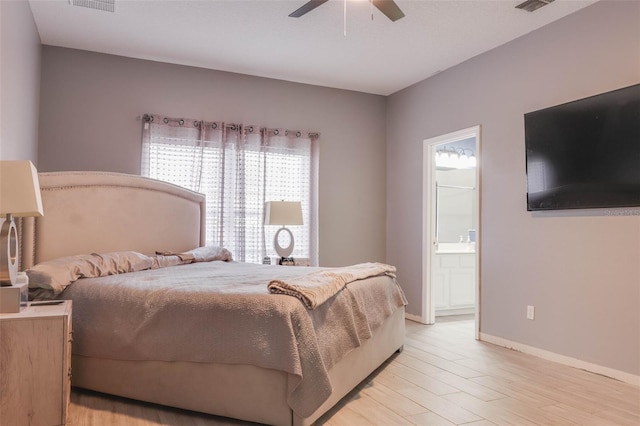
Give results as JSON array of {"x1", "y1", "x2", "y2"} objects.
[
  {"x1": 372, "y1": 0, "x2": 405, "y2": 22},
  {"x1": 289, "y1": 0, "x2": 330, "y2": 18}
]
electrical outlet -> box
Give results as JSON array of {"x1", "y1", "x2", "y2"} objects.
[{"x1": 527, "y1": 305, "x2": 535, "y2": 320}]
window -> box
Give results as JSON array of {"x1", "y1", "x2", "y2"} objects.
[{"x1": 141, "y1": 115, "x2": 318, "y2": 264}]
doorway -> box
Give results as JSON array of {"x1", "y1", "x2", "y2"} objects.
[{"x1": 422, "y1": 126, "x2": 480, "y2": 339}]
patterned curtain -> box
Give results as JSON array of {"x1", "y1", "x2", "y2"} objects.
[{"x1": 141, "y1": 114, "x2": 318, "y2": 265}]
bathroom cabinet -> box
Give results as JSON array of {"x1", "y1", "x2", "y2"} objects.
[{"x1": 433, "y1": 251, "x2": 476, "y2": 315}]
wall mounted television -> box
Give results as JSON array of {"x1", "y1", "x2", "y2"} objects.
[{"x1": 524, "y1": 83, "x2": 640, "y2": 211}]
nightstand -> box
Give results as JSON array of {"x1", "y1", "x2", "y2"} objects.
[{"x1": 0, "y1": 300, "x2": 72, "y2": 426}]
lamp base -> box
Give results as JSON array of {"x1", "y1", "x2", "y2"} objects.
[
  {"x1": 273, "y1": 227, "x2": 295, "y2": 258},
  {"x1": 0, "y1": 215, "x2": 19, "y2": 286}
]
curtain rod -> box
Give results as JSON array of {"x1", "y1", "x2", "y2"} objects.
[{"x1": 138, "y1": 114, "x2": 320, "y2": 140}]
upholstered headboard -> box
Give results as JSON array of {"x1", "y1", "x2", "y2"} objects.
[{"x1": 20, "y1": 172, "x2": 206, "y2": 269}]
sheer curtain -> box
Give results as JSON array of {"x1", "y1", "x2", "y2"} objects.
[{"x1": 141, "y1": 114, "x2": 319, "y2": 265}]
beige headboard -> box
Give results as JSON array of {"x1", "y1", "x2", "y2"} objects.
[{"x1": 20, "y1": 172, "x2": 206, "y2": 269}]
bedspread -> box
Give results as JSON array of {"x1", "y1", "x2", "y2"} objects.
[{"x1": 59, "y1": 261, "x2": 406, "y2": 417}]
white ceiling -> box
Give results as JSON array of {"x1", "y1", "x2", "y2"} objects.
[{"x1": 28, "y1": 0, "x2": 598, "y2": 96}]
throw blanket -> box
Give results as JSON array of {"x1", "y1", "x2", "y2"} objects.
[{"x1": 268, "y1": 262, "x2": 397, "y2": 309}]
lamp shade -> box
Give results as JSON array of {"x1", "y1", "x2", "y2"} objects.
[
  {"x1": 264, "y1": 201, "x2": 303, "y2": 226},
  {"x1": 0, "y1": 161, "x2": 44, "y2": 217}
]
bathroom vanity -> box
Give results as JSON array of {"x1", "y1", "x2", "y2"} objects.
[{"x1": 433, "y1": 243, "x2": 476, "y2": 316}]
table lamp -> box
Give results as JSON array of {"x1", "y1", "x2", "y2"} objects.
[
  {"x1": 0, "y1": 161, "x2": 44, "y2": 286},
  {"x1": 264, "y1": 201, "x2": 303, "y2": 260}
]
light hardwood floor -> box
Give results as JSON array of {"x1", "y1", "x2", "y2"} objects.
[{"x1": 68, "y1": 317, "x2": 640, "y2": 425}]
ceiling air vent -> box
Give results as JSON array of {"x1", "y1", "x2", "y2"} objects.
[
  {"x1": 70, "y1": 0, "x2": 115, "y2": 13},
  {"x1": 515, "y1": 0, "x2": 555, "y2": 12}
]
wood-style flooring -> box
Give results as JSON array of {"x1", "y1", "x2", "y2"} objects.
[{"x1": 68, "y1": 317, "x2": 640, "y2": 425}]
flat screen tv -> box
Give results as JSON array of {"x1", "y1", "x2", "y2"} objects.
[{"x1": 524, "y1": 83, "x2": 640, "y2": 211}]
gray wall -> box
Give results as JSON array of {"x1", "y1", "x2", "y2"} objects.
[
  {"x1": 38, "y1": 47, "x2": 387, "y2": 268},
  {"x1": 387, "y1": 0, "x2": 640, "y2": 375},
  {"x1": 0, "y1": 0, "x2": 41, "y2": 162}
]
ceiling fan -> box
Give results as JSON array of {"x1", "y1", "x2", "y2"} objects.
[{"x1": 289, "y1": 0, "x2": 405, "y2": 22}]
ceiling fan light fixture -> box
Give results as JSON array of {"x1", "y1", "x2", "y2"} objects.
[
  {"x1": 289, "y1": 0, "x2": 404, "y2": 22},
  {"x1": 515, "y1": 0, "x2": 555, "y2": 13}
]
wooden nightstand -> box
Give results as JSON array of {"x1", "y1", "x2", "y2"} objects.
[{"x1": 0, "y1": 300, "x2": 72, "y2": 426}]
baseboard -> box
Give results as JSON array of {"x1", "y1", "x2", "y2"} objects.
[
  {"x1": 435, "y1": 307, "x2": 475, "y2": 316},
  {"x1": 405, "y1": 312, "x2": 426, "y2": 324},
  {"x1": 480, "y1": 332, "x2": 640, "y2": 387}
]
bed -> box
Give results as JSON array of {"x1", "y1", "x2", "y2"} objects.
[{"x1": 19, "y1": 171, "x2": 406, "y2": 426}]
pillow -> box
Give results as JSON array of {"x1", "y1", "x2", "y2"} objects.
[
  {"x1": 151, "y1": 253, "x2": 194, "y2": 269},
  {"x1": 26, "y1": 251, "x2": 154, "y2": 295},
  {"x1": 155, "y1": 246, "x2": 233, "y2": 263},
  {"x1": 29, "y1": 287, "x2": 58, "y2": 301},
  {"x1": 184, "y1": 246, "x2": 233, "y2": 262}
]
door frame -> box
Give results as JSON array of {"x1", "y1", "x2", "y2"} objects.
[{"x1": 422, "y1": 126, "x2": 481, "y2": 339}]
